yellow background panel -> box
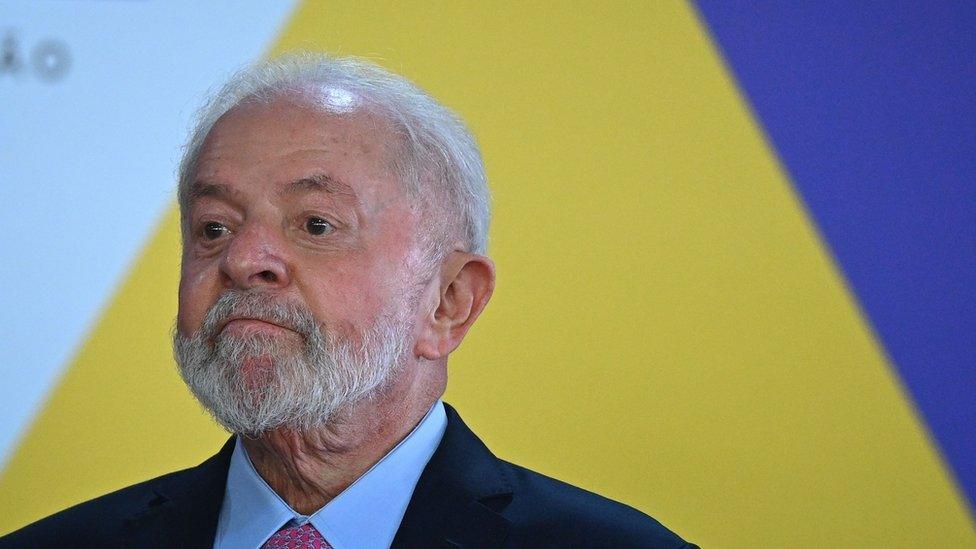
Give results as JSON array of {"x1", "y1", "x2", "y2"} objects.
[
  {"x1": 0, "y1": 210, "x2": 224, "y2": 532},
  {"x1": 2, "y1": 1, "x2": 973, "y2": 546}
]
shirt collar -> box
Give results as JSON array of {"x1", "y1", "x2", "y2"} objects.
[{"x1": 214, "y1": 400, "x2": 447, "y2": 549}]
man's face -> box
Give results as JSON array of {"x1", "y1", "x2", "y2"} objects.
[{"x1": 175, "y1": 97, "x2": 429, "y2": 431}]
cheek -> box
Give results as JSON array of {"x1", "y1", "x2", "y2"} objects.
[
  {"x1": 177, "y1": 262, "x2": 219, "y2": 335},
  {"x1": 301, "y1": 263, "x2": 400, "y2": 333}
]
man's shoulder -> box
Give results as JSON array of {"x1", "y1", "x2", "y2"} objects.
[
  {"x1": 415, "y1": 403, "x2": 696, "y2": 548},
  {"x1": 0, "y1": 467, "x2": 193, "y2": 546},
  {"x1": 1, "y1": 440, "x2": 234, "y2": 548},
  {"x1": 498, "y1": 459, "x2": 694, "y2": 548}
]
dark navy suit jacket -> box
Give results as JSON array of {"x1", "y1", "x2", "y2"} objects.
[{"x1": 0, "y1": 404, "x2": 696, "y2": 548}]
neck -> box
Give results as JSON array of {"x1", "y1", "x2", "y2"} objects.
[{"x1": 240, "y1": 365, "x2": 443, "y2": 515}]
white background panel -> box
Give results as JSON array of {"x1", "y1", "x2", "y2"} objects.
[{"x1": 0, "y1": 0, "x2": 298, "y2": 466}]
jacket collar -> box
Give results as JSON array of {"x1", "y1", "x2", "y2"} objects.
[
  {"x1": 122, "y1": 437, "x2": 235, "y2": 548},
  {"x1": 120, "y1": 403, "x2": 513, "y2": 548},
  {"x1": 392, "y1": 403, "x2": 514, "y2": 548}
]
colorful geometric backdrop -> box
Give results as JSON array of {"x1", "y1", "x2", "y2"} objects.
[{"x1": 1, "y1": 2, "x2": 973, "y2": 546}]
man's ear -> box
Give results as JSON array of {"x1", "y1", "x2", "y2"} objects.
[{"x1": 415, "y1": 252, "x2": 495, "y2": 360}]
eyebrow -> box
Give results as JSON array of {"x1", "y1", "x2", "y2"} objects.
[
  {"x1": 185, "y1": 181, "x2": 238, "y2": 205},
  {"x1": 185, "y1": 173, "x2": 357, "y2": 207},
  {"x1": 285, "y1": 173, "x2": 357, "y2": 199}
]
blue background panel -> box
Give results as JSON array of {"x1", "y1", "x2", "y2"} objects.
[{"x1": 694, "y1": 1, "x2": 976, "y2": 513}]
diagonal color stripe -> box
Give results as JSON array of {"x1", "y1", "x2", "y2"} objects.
[
  {"x1": 694, "y1": 0, "x2": 976, "y2": 516},
  {"x1": 2, "y1": 1, "x2": 973, "y2": 546},
  {"x1": 0, "y1": 0, "x2": 299, "y2": 470},
  {"x1": 0, "y1": 209, "x2": 229, "y2": 534}
]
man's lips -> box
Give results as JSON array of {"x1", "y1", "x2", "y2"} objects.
[{"x1": 218, "y1": 317, "x2": 296, "y2": 337}]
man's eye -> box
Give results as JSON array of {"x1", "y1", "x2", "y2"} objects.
[
  {"x1": 306, "y1": 216, "x2": 335, "y2": 236},
  {"x1": 202, "y1": 221, "x2": 229, "y2": 240}
]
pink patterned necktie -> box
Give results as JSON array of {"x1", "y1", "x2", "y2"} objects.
[{"x1": 262, "y1": 522, "x2": 333, "y2": 549}]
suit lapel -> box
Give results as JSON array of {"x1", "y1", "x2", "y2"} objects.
[
  {"x1": 117, "y1": 408, "x2": 513, "y2": 547},
  {"x1": 122, "y1": 438, "x2": 235, "y2": 548},
  {"x1": 392, "y1": 404, "x2": 514, "y2": 548}
]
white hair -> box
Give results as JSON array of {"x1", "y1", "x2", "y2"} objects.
[{"x1": 177, "y1": 52, "x2": 491, "y2": 255}]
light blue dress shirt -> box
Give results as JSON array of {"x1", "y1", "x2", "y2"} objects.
[{"x1": 213, "y1": 401, "x2": 447, "y2": 549}]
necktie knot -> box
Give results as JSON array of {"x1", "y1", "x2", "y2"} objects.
[{"x1": 262, "y1": 522, "x2": 332, "y2": 549}]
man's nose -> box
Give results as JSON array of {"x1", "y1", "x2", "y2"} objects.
[{"x1": 219, "y1": 223, "x2": 291, "y2": 290}]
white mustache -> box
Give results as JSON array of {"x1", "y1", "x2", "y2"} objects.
[{"x1": 198, "y1": 291, "x2": 319, "y2": 343}]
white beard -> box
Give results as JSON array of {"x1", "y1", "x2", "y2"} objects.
[{"x1": 173, "y1": 290, "x2": 412, "y2": 436}]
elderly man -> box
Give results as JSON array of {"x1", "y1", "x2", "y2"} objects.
[{"x1": 1, "y1": 54, "x2": 694, "y2": 548}]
